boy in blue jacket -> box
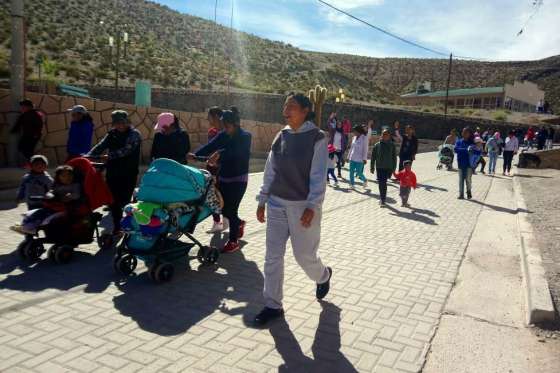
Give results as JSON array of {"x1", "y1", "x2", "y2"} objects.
[{"x1": 454, "y1": 127, "x2": 475, "y2": 200}]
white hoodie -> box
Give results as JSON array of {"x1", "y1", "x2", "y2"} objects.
[{"x1": 347, "y1": 134, "x2": 368, "y2": 162}]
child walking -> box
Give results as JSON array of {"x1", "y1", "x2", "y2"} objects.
[
  {"x1": 347, "y1": 125, "x2": 369, "y2": 188},
  {"x1": 454, "y1": 127, "x2": 475, "y2": 200},
  {"x1": 393, "y1": 160, "x2": 417, "y2": 207},
  {"x1": 11, "y1": 165, "x2": 81, "y2": 235},
  {"x1": 370, "y1": 129, "x2": 397, "y2": 207},
  {"x1": 16, "y1": 155, "x2": 53, "y2": 210},
  {"x1": 327, "y1": 144, "x2": 338, "y2": 186}
]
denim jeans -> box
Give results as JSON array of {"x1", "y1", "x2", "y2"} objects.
[
  {"x1": 488, "y1": 151, "x2": 498, "y2": 173},
  {"x1": 327, "y1": 168, "x2": 338, "y2": 183},
  {"x1": 349, "y1": 161, "x2": 366, "y2": 185},
  {"x1": 458, "y1": 167, "x2": 472, "y2": 197}
]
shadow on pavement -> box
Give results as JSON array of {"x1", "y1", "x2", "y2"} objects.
[
  {"x1": 386, "y1": 205, "x2": 438, "y2": 225},
  {"x1": 0, "y1": 248, "x2": 114, "y2": 293},
  {"x1": 113, "y1": 250, "x2": 263, "y2": 336},
  {"x1": 514, "y1": 174, "x2": 553, "y2": 179},
  {"x1": 0, "y1": 202, "x2": 19, "y2": 211},
  {"x1": 417, "y1": 183, "x2": 448, "y2": 192},
  {"x1": 467, "y1": 199, "x2": 532, "y2": 215},
  {"x1": 269, "y1": 301, "x2": 358, "y2": 373}
]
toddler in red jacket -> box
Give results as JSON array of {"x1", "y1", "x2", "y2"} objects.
[{"x1": 393, "y1": 160, "x2": 417, "y2": 207}]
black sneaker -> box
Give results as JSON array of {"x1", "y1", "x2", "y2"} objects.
[
  {"x1": 316, "y1": 267, "x2": 333, "y2": 300},
  {"x1": 254, "y1": 307, "x2": 284, "y2": 326},
  {"x1": 467, "y1": 191, "x2": 472, "y2": 200},
  {"x1": 458, "y1": 195, "x2": 464, "y2": 200}
]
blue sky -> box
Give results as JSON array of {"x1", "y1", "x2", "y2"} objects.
[{"x1": 155, "y1": 0, "x2": 560, "y2": 61}]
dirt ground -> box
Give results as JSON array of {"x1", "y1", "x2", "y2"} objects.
[{"x1": 517, "y1": 168, "x2": 560, "y2": 336}]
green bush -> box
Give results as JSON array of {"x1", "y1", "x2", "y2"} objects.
[{"x1": 492, "y1": 111, "x2": 508, "y2": 121}]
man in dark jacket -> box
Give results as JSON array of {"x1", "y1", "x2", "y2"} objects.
[
  {"x1": 11, "y1": 99, "x2": 44, "y2": 161},
  {"x1": 87, "y1": 110, "x2": 141, "y2": 232},
  {"x1": 398, "y1": 125, "x2": 419, "y2": 171},
  {"x1": 370, "y1": 129, "x2": 397, "y2": 206}
]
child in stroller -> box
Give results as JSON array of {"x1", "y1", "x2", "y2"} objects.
[
  {"x1": 10, "y1": 157, "x2": 114, "y2": 263},
  {"x1": 437, "y1": 144, "x2": 455, "y2": 170},
  {"x1": 114, "y1": 158, "x2": 223, "y2": 283}
]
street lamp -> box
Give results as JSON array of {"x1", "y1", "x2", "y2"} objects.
[{"x1": 100, "y1": 21, "x2": 130, "y2": 89}]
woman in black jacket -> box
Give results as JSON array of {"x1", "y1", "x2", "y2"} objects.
[
  {"x1": 191, "y1": 107, "x2": 252, "y2": 253},
  {"x1": 398, "y1": 125, "x2": 419, "y2": 171},
  {"x1": 150, "y1": 113, "x2": 190, "y2": 164}
]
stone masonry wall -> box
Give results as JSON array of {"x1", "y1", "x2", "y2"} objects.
[{"x1": 0, "y1": 89, "x2": 283, "y2": 166}]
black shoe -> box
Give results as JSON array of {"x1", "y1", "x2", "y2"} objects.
[
  {"x1": 316, "y1": 267, "x2": 333, "y2": 300},
  {"x1": 467, "y1": 191, "x2": 472, "y2": 200},
  {"x1": 458, "y1": 195, "x2": 464, "y2": 200},
  {"x1": 254, "y1": 307, "x2": 284, "y2": 326}
]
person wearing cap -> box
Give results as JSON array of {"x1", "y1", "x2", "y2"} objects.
[
  {"x1": 87, "y1": 110, "x2": 142, "y2": 232},
  {"x1": 66, "y1": 105, "x2": 94, "y2": 160},
  {"x1": 10, "y1": 99, "x2": 44, "y2": 162},
  {"x1": 16, "y1": 154, "x2": 53, "y2": 210},
  {"x1": 150, "y1": 113, "x2": 190, "y2": 164},
  {"x1": 191, "y1": 106, "x2": 252, "y2": 254},
  {"x1": 347, "y1": 124, "x2": 369, "y2": 188}
]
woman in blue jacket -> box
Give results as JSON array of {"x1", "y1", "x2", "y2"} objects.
[
  {"x1": 192, "y1": 107, "x2": 252, "y2": 253},
  {"x1": 66, "y1": 105, "x2": 94, "y2": 160}
]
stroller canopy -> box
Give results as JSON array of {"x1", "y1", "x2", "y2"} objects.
[
  {"x1": 137, "y1": 158, "x2": 209, "y2": 204},
  {"x1": 66, "y1": 157, "x2": 113, "y2": 210}
]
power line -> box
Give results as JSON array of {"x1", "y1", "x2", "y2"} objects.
[{"x1": 317, "y1": 0, "x2": 449, "y2": 57}]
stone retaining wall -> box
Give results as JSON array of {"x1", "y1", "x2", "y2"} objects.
[{"x1": 0, "y1": 89, "x2": 283, "y2": 166}]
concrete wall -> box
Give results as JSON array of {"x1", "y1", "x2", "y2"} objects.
[
  {"x1": 0, "y1": 89, "x2": 284, "y2": 166},
  {"x1": 86, "y1": 86, "x2": 531, "y2": 140}
]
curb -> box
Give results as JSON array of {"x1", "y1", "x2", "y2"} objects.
[{"x1": 512, "y1": 170, "x2": 556, "y2": 325}]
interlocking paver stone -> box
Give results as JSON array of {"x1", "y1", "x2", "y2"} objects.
[{"x1": 0, "y1": 153, "x2": 495, "y2": 372}]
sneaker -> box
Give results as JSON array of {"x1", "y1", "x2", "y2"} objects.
[
  {"x1": 458, "y1": 195, "x2": 465, "y2": 200},
  {"x1": 467, "y1": 191, "x2": 472, "y2": 200},
  {"x1": 10, "y1": 225, "x2": 34, "y2": 235},
  {"x1": 404, "y1": 203, "x2": 411, "y2": 208},
  {"x1": 222, "y1": 240, "x2": 240, "y2": 253},
  {"x1": 379, "y1": 200, "x2": 386, "y2": 207},
  {"x1": 237, "y1": 220, "x2": 246, "y2": 239},
  {"x1": 316, "y1": 267, "x2": 333, "y2": 300},
  {"x1": 207, "y1": 221, "x2": 224, "y2": 233},
  {"x1": 254, "y1": 307, "x2": 285, "y2": 326}
]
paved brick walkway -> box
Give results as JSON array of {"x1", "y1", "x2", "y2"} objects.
[{"x1": 0, "y1": 153, "x2": 495, "y2": 372}]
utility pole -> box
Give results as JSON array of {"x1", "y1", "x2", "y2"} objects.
[
  {"x1": 8, "y1": 0, "x2": 25, "y2": 166},
  {"x1": 444, "y1": 53, "x2": 453, "y2": 119}
]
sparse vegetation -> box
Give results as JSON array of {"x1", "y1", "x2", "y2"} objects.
[{"x1": 0, "y1": 0, "x2": 558, "y2": 110}]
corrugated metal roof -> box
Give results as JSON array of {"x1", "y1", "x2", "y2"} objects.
[{"x1": 401, "y1": 86, "x2": 504, "y2": 98}]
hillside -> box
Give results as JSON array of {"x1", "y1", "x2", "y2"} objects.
[{"x1": 1, "y1": 0, "x2": 559, "y2": 109}]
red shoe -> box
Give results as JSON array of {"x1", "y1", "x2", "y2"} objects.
[
  {"x1": 238, "y1": 220, "x2": 246, "y2": 239},
  {"x1": 222, "y1": 240, "x2": 240, "y2": 253}
]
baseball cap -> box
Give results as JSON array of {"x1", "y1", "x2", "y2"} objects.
[
  {"x1": 19, "y1": 99, "x2": 34, "y2": 107},
  {"x1": 111, "y1": 110, "x2": 129, "y2": 124},
  {"x1": 67, "y1": 105, "x2": 88, "y2": 114},
  {"x1": 154, "y1": 112, "x2": 175, "y2": 132},
  {"x1": 30, "y1": 154, "x2": 48, "y2": 166}
]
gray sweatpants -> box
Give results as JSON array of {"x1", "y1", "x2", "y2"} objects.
[{"x1": 263, "y1": 196, "x2": 330, "y2": 309}]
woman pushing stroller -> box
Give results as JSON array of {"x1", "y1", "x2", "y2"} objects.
[{"x1": 190, "y1": 107, "x2": 252, "y2": 253}]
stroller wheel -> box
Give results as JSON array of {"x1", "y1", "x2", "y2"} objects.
[
  {"x1": 51, "y1": 245, "x2": 74, "y2": 264},
  {"x1": 197, "y1": 246, "x2": 208, "y2": 264},
  {"x1": 115, "y1": 254, "x2": 137, "y2": 276},
  {"x1": 205, "y1": 247, "x2": 220, "y2": 264},
  {"x1": 154, "y1": 263, "x2": 174, "y2": 283},
  {"x1": 19, "y1": 239, "x2": 43, "y2": 261}
]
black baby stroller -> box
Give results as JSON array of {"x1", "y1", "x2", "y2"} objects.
[
  {"x1": 17, "y1": 158, "x2": 114, "y2": 264},
  {"x1": 437, "y1": 144, "x2": 454, "y2": 170},
  {"x1": 113, "y1": 159, "x2": 223, "y2": 283}
]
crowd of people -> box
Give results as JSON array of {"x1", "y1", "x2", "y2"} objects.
[{"x1": 7, "y1": 95, "x2": 558, "y2": 326}]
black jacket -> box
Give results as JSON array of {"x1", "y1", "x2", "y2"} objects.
[
  {"x1": 195, "y1": 129, "x2": 252, "y2": 179},
  {"x1": 399, "y1": 135, "x2": 418, "y2": 159},
  {"x1": 150, "y1": 129, "x2": 190, "y2": 164}
]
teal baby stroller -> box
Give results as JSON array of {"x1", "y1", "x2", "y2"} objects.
[{"x1": 114, "y1": 159, "x2": 223, "y2": 283}]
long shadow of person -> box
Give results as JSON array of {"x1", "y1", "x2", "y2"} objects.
[
  {"x1": 386, "y1": 205, "x2": 438, "y2": 225},
  {"x1": 269, "y1": 301, "x2": 358, "y2": 373},
  {"x1": 0, "y1": 246, "x2": 115, "y2": 293},
  {"x1": 417, "y1": 183, "x2": 448, "y2": 192},
  {"x1": 113, "y1": 249, "x2": 263, "y2": 336}
]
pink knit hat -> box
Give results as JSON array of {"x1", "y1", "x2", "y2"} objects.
[{"x1": 154, "y1": 113, "x2": 175, "y2": 132}]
